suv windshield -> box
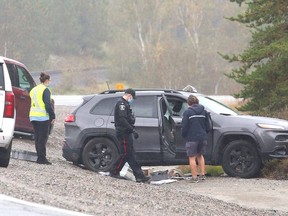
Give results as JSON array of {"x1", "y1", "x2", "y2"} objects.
[{"x1": 198, "y1": 96, "x2": 238, "y2": 116}]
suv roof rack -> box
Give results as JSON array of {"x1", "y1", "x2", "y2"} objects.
[
  {"x1": 182, "y1": 85, "x2": 197, "y2": 93},
  {"x1": 100, "y1": 89, "x2": 182, "y2": 95}
]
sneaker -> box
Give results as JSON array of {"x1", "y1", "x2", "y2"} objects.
[
  {"x1": 189, "y1": 177, "x2": 199, "y2": 183},
  {"x1": 199, "y1": 175, "x2": 206, "y2": 180},
  {"x1": 136, "y1": 176, "x2": 151, "y2": 183}
]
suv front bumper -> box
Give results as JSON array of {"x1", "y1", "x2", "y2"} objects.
[{"x1": 256, "y1": 128, "x2": 288, "y2": 160}]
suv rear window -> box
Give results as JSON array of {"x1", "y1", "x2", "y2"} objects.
[{"x1": 0, "y1": 64, "x2": 4, "y2": 90}]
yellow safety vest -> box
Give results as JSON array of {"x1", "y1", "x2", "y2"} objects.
[{"x1": 29, "y1": 84, "x2": 51, "y2": 117}]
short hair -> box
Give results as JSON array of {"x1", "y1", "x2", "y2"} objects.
[
  {"x1": 124, "y1": 88, "x2": 136, "y2": 99},
  {"x1": 187, "y1": 95, "x2": 199, "y2": 106}
]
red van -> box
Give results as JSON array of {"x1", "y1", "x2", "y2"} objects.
[{"x1": 1, "y1": 56, "x2": 36, "y2": 137}]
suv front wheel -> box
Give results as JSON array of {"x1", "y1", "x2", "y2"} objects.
[
  {"x1": 222, "y1": 140, "x2": 261, "y2": 178},
  {"x1": 82, "y1": 138, "x2": 119, "y2": 172}
]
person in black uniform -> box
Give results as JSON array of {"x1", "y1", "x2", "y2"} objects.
[{"x1": 110, "y1": 88, "x2": 150, "y2": 183}]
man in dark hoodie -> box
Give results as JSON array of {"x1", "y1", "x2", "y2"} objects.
[{"x1": 181, "y1": 95, "x2": 211, "y2": 183}]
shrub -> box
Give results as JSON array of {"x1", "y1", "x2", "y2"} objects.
[{"x1": 261, "y1": 159, "x2": 288, "y2": 180}]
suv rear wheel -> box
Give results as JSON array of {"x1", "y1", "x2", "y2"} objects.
[
  {"x1": 222, "y1": 140, "x2": 261, "y2": 178},
  {"x1": 82, "y1": 138, "x2": 118, "y2": 172}
]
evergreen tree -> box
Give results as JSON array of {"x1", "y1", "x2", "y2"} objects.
[{"x1": 223, "y1": 0, "x2": 288, "y2": 113}]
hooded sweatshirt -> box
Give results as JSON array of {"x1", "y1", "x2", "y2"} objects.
[{"x1": 181, "y1": 104, "x2": 211, "y2": 141}]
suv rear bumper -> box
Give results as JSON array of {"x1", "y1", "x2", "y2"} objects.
[
  {"x1": 0, "y1": 119, "x2": 15, "y2": 149},
  {"x1": 62, "y1": 141, "x2": 81, "y2": 162}
]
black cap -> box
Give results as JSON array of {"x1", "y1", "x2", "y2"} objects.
[{"x1": 125, "y1": 88, "x2": 136, "y2": 99}]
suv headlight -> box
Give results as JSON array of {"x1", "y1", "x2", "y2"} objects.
[{"x1": 256, "y1": 123, "x2": 285, "y2": 130}]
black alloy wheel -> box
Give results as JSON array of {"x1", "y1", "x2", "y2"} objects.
[
  {"x1": 222, "y1": 140, "x2": 261, "y2": 178},
  {"x1": 82, "y1": 138, "x2": 118, "y2": 172}
]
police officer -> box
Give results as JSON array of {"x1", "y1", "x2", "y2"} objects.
[
  {"x1": 110, "y1": 88, "x2": 150, "y2": 183},
  {"x1": 29, "y1": 72, "x2": 55, "y2": 165}
]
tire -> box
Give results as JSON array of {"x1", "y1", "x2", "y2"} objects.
[
  {"x1": 222, "y1": 140, "x2": 261, "y2": 178},
  {"x1": 82, "y1": 138, "x2": 119, "y2": 172},
  {"x1": 0, "y1": 141, "x2": 12, "y2": 168}
]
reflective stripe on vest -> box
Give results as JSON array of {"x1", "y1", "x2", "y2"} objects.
[{"x1": 29, "y1": 84, "x2": 49, "y2": 117}]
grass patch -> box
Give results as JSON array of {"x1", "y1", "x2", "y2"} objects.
[
  {"x1": 205, "y1": 165, "x2": 225, "y2": 177},
  {"x1": 176, "y1": 165, "x2": 224, "y2": 177}
]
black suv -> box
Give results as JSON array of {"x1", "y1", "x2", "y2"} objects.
[{"x1": 62, "y1": 87, "x2": 288, "y2": 178}]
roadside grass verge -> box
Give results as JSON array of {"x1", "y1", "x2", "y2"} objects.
[{"x1": 177, "y1": 159, "x2": 288, "y2": 180}]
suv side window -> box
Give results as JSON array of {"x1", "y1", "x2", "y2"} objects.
[
  {"x1": 6, "y1": 63, "x2": 34, "y2": 91},
  {"x1": 91, "y1": 97, "x2": 119, "y2": 115},
  {"x1": 167, "y1": 98, "x2": 188, "y2": 117},
  {"x1": 6, "y1": 63, "x2": 17, "y2": 87},
  {"x1": 130, "y1": 96, "x2": 157, "y2": 118},
  {"x1": 91, "y1": 95, "x2": 157, "y2": 118}
]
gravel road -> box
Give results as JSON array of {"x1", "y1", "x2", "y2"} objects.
[{"x1": 0, "y1": 106, "x2": 287, "y2": 216}]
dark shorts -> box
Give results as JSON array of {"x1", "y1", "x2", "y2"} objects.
[{"x1": 185, "y1": 140, "x2": 207, "y2": 157}]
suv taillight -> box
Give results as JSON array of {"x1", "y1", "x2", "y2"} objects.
[
  {"x1": 4, "y1": 91, "x2": 15, "y2": 118},
  {"x1": 65, "y1": 114, "x2": 75, "y2": 122}
]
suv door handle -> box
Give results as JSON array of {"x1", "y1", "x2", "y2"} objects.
[{"x1": 20, "y1": 95, "x2": 25, "y2": 100}]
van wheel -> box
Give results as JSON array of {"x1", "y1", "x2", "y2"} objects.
[
  {"x1": 82, "y1": 138, "x2": 119, "y2": 172},
  {"x1": 0, "y1": 141, "x2": 12, "y2": 167},
  {"x1": 222, "y1": 140, "x2": 261, "y2": 178}
]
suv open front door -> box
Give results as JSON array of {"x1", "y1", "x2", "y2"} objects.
[{"x1": 160, "y1": 94, "x2": 176, "y2": 158}]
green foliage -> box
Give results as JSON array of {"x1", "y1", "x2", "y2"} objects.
[
  {"x1": 205, "y1": 166, "x2": 225, "y2": 177},
  {"x1": 225, "y1": 0, "x2": 288, "y2": 113},
  {"x1": 262, "y1": 159, "x2": 288, "y2": 180}
]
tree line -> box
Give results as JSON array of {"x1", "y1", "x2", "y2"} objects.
[{"x1": 0, "y1": 0, "x2": 248, "y2": 94}]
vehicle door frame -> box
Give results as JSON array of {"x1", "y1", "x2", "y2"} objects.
[{"x1": 160, "y1": 94, "x2": 177, "y2": 158}]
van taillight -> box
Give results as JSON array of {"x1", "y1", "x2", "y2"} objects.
[
  {"x1": 65, "y1": 114, "x2": 75, "y2": 122},
  {"x1": 4, "y1": 91, "x2": 15, "y2": 118}
]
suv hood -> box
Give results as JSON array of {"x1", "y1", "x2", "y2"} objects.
[{"x1": 235, "y1": 115, "x2": 288, "y2": 129}]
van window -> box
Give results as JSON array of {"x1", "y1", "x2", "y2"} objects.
[{"x1": 0, "y1": 64, "x2": 4, "y2": 90}]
